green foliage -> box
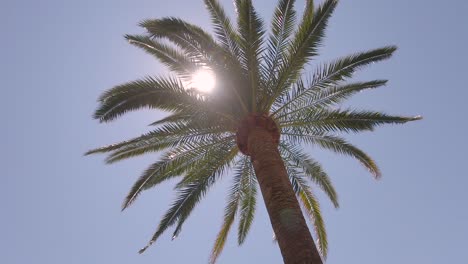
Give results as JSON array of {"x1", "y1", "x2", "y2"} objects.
[
  {"x1": 209, "y1": 157, "x2": 253, "y2": 264},
  {"x1": 140, "y1": 17, "x2": 217, "y2": 59},
  {"x1": 279, "y1": 142, "x2": 338, "y2": 208},
  {"x1": 282, "y1": 131, "x2": 382, "y2": 178},
  {"x1": 271, "y1": 46, "x2": 397, "y2": 115},
  {"x1": 274, "y1": 80, "x2": 388, "y2": 120},
  {"x1": 261, "y1": 0, "x2": 296, "y2": 94},
  {"x1": 125, "y1": 34, "x2": 199, "y2": 81},
  {"x1": 235, "y1": 0, "x2": 265, "y2": 111},
  {"x1": 236, "y1": 157, "x2": 257, "y2": 245},
  {"x1": 280, "y1": 109, "x2": 421, "y2": 133},
  {"x1": 88, "y1": 0, "x2": 421, "y2": 262},
  {"x1": 265, "y1": 0, "x2": 338, "y2": 110},
  {"x1": 94, "y1": 76, "x2": 200, "y2": 122},
  {"x1": 204, "y1": 0, "x2": 242, "y2": 59},
  {"x1": 287, "y1": 165, "x2": 328, "y2": 258}
]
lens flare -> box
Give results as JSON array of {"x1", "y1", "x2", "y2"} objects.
[{"x1": 191, "y1": 69, "x2": 216, "y2": 93}]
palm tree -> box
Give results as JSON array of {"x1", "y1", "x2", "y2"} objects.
[{"x1": 87, "y1": 0, "x2": 421, "y2": 263}]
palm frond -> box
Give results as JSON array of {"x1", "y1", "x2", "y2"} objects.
[
  {"x1": 237, "y1": 158, "x2": 257, "y2": 245},
  {"x1": 140, "y1": 17, "x2": 247, "y2": 96},
  {"x1": 148, "y1": 110, "x2": 236, "y2": 130},
  {"x1": 280, "y1": 109, "x2": 422, "y2": 133},
  {"x1": 106, "y1": 132, "x2": 231, "y2": 164},
  {"x1": 86, "y1": 121, "x2": 204, "y2": 155},
  {"x1": 125, "y1": 34, "x2": 199, "y2": 80},
  {"x1": 266, "y1": 0, "x2": 338, "y2": 110},
  {"x1": 175, "y1": 141, "x2": 238, "y2": 187},
  {"x1": 263, "y1": 0, "x2": 296, "y2": 76},
  {"x1": 288, "y1": 169, "x2": 328, "y2": 258},
  {"x1": 122, "y1": 158, "x2": 183, "y2": 210},
  {"x1": 140, "y1": 17, "x2": 249, "y2": 113},
  {"x1": 279, "y1": 142, "x2": 338, "y2": 208},
  {"x1": 139, "y1": 17, "x2": 224, "y2": 64},
  {"x1": 171, "y1": 145, "x2": 239, "y2": 239},
  {"x1": 259, "y1": 0, "x2": 296, "y2": 108},
  {"x1": 138, "y1": 142, "x2": 238, "y2": 254},
  {"x1": 235, "y1": 0, "x2": 265, "y2": 111},
  {"x1": 148, "y1": 112, "x2": 194, "y2": 126},
  {"x1": 272, "y1": 46, "x2": 397, "y2": 115},
  {"x1": 274, "y1": 80, "x2": 388, "y2": 120},
  {"x1": 93, "y1": 76, "x2": 202, "y2": 122},
  {"x1": 138, "y1": 179, "x2": 211, "y2": 254},
  {"x1": 202, "y1": 0, "x2": 250, "y2": 115},
  {"x1": 121, "y1": 136, "x2": 235, "y2": 210},
  {"x1": 209, "y1": 157, "x2": 251, "y2": 264},
  {"x1": 283, "y1": 131, "x2": 381, "y2": 178},
  {"x1": 204, "y1": 0, "x2": 242, "y2": 58},
  {"x1": 140, "y1": 14, "x2": 251, "y2": 117},
  {"x1": 87, "y1": 119, "x2": 230, "y2": 163}
]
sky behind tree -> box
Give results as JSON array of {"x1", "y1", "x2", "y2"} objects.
[{"x1": 2, "y1": 0, "x2": 467, "y2": 263}]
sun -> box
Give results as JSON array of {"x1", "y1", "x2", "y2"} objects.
[{"x1": 191, "y1": 69, "x2": 216, "y2": 93}]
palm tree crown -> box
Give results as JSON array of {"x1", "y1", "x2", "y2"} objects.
[{"x1": 87, "y1": 0, "x2": 421, "y2": 263}]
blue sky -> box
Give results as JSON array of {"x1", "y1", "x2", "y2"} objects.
[{"x1": 2, "y1": 0, "x2": 467, "y2": 263}]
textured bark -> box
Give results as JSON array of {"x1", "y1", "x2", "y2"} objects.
[{"x1": 248, "y1": 127, "x2": 323, "y2": 264}]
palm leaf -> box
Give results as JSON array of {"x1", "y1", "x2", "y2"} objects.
[
  {"x1": 85, "y1": 120, "x2": 218, "y2": 155},
  {"x1": 106, "y1": 132, "x2": 231, "y2": 164},
  {"x1": 141, "y1": 17, "x2": 213, "y2": 54},
  {"x1": 274, "y1": 80, "x2": 388, "y2": 120},
  {"x1": 122, "y1": 136, "x2": 235, "y2": 210},
  {"x1": 171, "y1": 145, "x2": 239, "y2": 239},
  {"x1": 94, "y1": 76, "x2": 202, "y2": 122},
  {"x1": 283, "y1": 131, "x2": 381, "y2": 178},
  {"x1": 140, "y1": 17, "x2": 247, "y2": 98},
  {"x1": 281, "y1": 109, "x2": 422, "y2": 133},
  {"x1": 148, "y1": 110, "x2": 236, "y2": 130},
  {"x1": 262, "y1": 0, "x2": 296, "y2": 79},
  {"x1": 175, "y1": 141, "x2": 238, "y2": 188},
  {"x1": 125, "y1": 34, "x2": 199, "y2": 80},
  {"x1": 139, "y1": 16, "x2": 249, "y2": 115},
  {"x1": 148, "y1": 112, "x2": 194, "y2": 126},
  {"x1": 87, "y1": 121, "x2": 230, "y2": 163},
  {"x1": 138, "y1": 143, "x2": 238, "y2": 254},
  {"x1": 139, "y1": 17, "x2": 227, "y2": 66},
  {"x1": 203, "y1": 0, "x2": 250, "y2": 114},
  {"x1": 235, "y1": 0, "x2": 265, "y2": 111},
  {"x1": 138, "y1": 179, "x2": 212, "y2": 254},
  {"x1": 259, "y1": 0, "x2": 296, "y2": 108},
  {"x1": 266, "y1": 0, "x2": 338, "y2": 110},
  {"x1": 288, "y1": 169, "x2": 328, "y2": 258},
  {"x1": 204, "y1": 0, "x2": 241, "y2": 58},
  {"x1": 272, "y1": 46, "x2": 397, "y2": 115},
  {"x1": 209, "y1": 157, "x2": 252, "y2": 264},
  {"x1": 279, "y1": 142, "x2": 338, "y2": 208},
  {"x1": 237, "y1": 158, "x2": 257, "y2": 245}
]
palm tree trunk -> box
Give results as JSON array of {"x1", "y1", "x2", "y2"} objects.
[{"x1": 248, "y1": 126, "x2": 323, "y2": 264}]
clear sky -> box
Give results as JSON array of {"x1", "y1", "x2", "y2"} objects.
[{"x1": 2, "y1": 0, "x2": 467, "y2": 263}]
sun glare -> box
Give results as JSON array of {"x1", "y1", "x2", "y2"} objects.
[{"x1": 191, "y1": 69, "x2": 216, "y2": 93}]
